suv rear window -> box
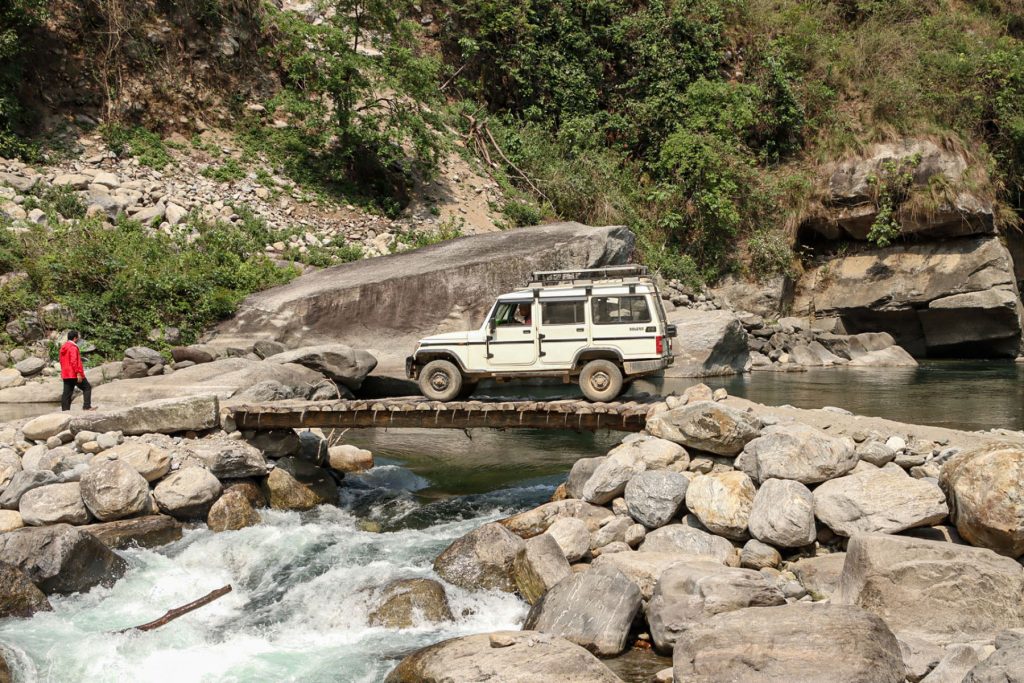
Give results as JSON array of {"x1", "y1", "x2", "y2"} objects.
[
  {"x1": 592, "y1": 295, "x2": 651, "y2": 324},
  {"x1": 541, "y1": 300, "x2": 586, "y2": 325}
]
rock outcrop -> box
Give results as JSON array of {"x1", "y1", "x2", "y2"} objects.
[
  {"x1": 211, "y1": 222, "x2": 635, "y2": 375},
  {"x1": 0, "y1": 524, "x2": 127, "y2": 594},
  {"x1": 664, "y1": 309, "x2": 750, "y2": 377}
]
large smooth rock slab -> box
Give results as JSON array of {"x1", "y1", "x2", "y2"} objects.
[
  {"x1": 748, "y1": 478, "x2": 816, "y2": 548},
  {"x1": 513, "y1": 533, "x2": 571, "y2": 605},
  {"x1": 385, "y1": 630, "x2": 624, "y2": 683},
  {"x1": 79, "y1": 460, "x2": 151, "y2": 521},
  {"x1": 0, "y1": 524, "x2": 127, "y2": 594},
  {"x1": 638, "y1": 524, "x2": 734, "y2": 565},
  {"x1": 95, "y1": 442, "x2": 170, "y2": 482},
  {"x1": 265, "y1": 344, "x2": 377, "y2": 389},
  {"x1": 645, "y1": 401, "x2": 762, "y2": 456},
  {"x1": 0, "y1": 470, "x2": 57, "y2": 509},
  {"x1": 22, "y1": 413, "x2": 72, "y2": 442},
  {"x1": 663, "y1": 309, "x2": 750, "y2": 378},
  {"x1": 684, "y1": 471, "x2": 755, "y2": 540},
  {"x1": 0, "y1": 562, "x2": 51, "y2": 618},
  {"x1": 19, "y1": 482, "x2": 90, "y2": 525},
  {"x1": 179, "y1": 438, "x2": 268, "y2": 478},
  {"x1": 813, "y1": 467, "x2": 948, "y2": 536},
  {"x1": 737, "y1": 423, "x2": 857, "y2": 484},
  {"x1": 434, "y1": 522, "x2": 525, "y2": 593},
  {"x1": 941, "y1": 445, "x2": 1024, "y2": 558},
  {"x1": 80, "y1": 515, "x2": 183, "y2": 550},
  {"x1": 624, "y1": 470, "x2": 688, "y2": 529},
  {"x1": 647, "y1": 559, "x2": 785, "y2": 653},
  {"x1": 70, "y1": 395, "x2": 219, "y2": 436},
  {"x1": 834, "y1": 534, "x2": 1024, "y2": 643},
  {"x1": 500, "y1": 500, "x2": 613, "y2": 538},
  {"x1": 368, "y1": 578, "x2": 454, "y2": 628},
  {"x1": 213, "y1": 222, "x2": 635, "y2": 376},
  {"x1": 524, "y1": 564, "x2": 642, "y2": 656},
  {"x1": 672, "y1": 603, "x2": 905, "y2": 683},
  {"x1": 153, "y1": 467, "x2": 223, "y2": 519}
]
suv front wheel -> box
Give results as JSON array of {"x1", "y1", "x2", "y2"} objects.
[
  {"x1": 578, "y1": 359, "x2": 623, "y2": 402},
  {"x1": 419, "y1": 359, "x2": 464, "y2": 401}
]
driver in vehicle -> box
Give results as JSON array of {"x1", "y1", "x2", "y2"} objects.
[{"x1": 514, "y1": 304, "x2": 531, "y2": 325}]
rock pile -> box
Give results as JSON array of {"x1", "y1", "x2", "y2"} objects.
[{"x1": 396, "y1": 386, "x2": 1024, "y2": 682}]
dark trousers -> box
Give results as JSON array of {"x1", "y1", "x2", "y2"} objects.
[{"x1": 61, "y1": 378, "x2": 92, "y2": 411}]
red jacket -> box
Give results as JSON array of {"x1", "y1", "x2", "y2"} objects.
[{"x1": 59, "y1": 341, "x2": 84, "y2": 380}]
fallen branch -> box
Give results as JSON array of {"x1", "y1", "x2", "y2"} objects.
[{"x1": 117, "y1": 585, "x2": 232, "y2": 633}]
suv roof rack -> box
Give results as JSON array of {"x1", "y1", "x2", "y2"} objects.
[{"x1": 529, "y1": 265, "x2": 650, "y2": 286}]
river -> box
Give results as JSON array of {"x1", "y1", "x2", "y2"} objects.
[{"x1": 0, "y1": 361, "x2": 1021, "y2": 681}]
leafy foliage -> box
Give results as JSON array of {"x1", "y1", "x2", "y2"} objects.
[
  {"x1": 0, "y1": 0, "x2": 46, "y2": 158},
  {"x1": 100, "y1": 124, "x2": 173, "y2": 170},
  {"x1": 866, "y1": 155, "x2": 920, "y2": 248}
]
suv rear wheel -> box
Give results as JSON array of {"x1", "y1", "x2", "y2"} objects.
[
  {"x1": 578, "y1": 359, "x2": 623, "y2": 402},
  {"x1": 419, "y1": 359, "x2": 464, "y2": 401}
]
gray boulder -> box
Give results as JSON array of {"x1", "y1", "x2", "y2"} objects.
[
  {"x1": 368, "y1": 577, "x2": 453, "y2": 628},
  {"x1": 964, "y1": 640, "x2": 1024, "y2": 683},
  {"x1": 21, "y1": 413, "x2": 73, "y2": 442},
  {"x1": 153, "y1": 467, "x2": 223, "y2": 519},
  {"x1": 857, "y1": 440, "x2": 896, "y2": 466},
  {"x1": 96, "y1": 442, "x2": 170, "y2": 482},
  {"x1": 565, "y1": 457, "x2": 604, "y2": 499},
  {"x1": 19, "y1": 482, "x2": 90, "y2": 525},
  {"x1": 941, "y1": 445, "x2": 1024, "y2": 558},
  {"x1": 245, "y1": 430, "x2": 301, "y2": 458},
  {"x1": 0, "y1": 470, "x2": 58, "y2": 509},
  {"x1": 740, "y1": 539, "x2": 781, "y2": 569},
  {"x1": 647, "y1": 559, "x2": 785, "y2": 653},
  {"x1": 814, "y1": 467, "x2": 948, "y2": 536},
  {"x1": 646, "y1": 401, "x2": 762, "y2": 456},
  {"x1": 169, "y1": 345, "x2": 218, "y2": 365},
  {"x1": 834, "y1": 534, "x2": 1024, "y2": 643},
  {"x1": 70, "y1": 395, "x2": 219, "y2": 436},
  {"x1": 791, "y1": 553, "x2": 846, "y2": 599},
  {"x1": 252, "y1": 340, "x2": 286, "y2": 360},
  {"x1": 207, "y1": 490, "x2": 261, "y2": 532},
  {"x1": 433, "y1": 522, "x2": 525, "y2": 593},
  {"x1": 180, "y1": 439, "x2": 268, "y2": 478},
  {"x1": 737, "y1": 423, "x2": 857, "y2": 484},
  {"x1": 0, "y1": 561, "x2": 52, "y2": 618},
  {"x1": 524, "y1": 564, "x2": 641, "y2": 656},
  {"x1": 663, "y1": 309, "x2": 750, "y2": 378},
  {"x1": 260, "y1": 457, "x2": 337, "y2": 510},
  {"x1": 385, "y1": 630, "x2": 624, "y2": 683},
  {"x1": 0, "y1": 524, "x2": 127, "y2": 594},
  {"x1": 639, "y1": 524, "x2": 734, "y2": 565},
  {"x1": 590, "y1": 551, "x2": 698, "y2": 600},
  {"x1": 266, "y1": 344, "x2": 377, "y2": 389},
  {"x1": 684, "y1": 471, "x2": 755, "y2": 540},
  {"x1": 672, "y1": 603, "x2": 905, "y2": 683},
  {"x1": 499, "y1": 499, "x2": 613, "y2": 538},
  {"x1": 79, "y1": 460, "x2": 150, "y2": 521},
  {"x1": 624, "y1": 470, "x2": 688, "y2": 529},
  {"x1": 15, "y1": 357, "x2": 46, "y2": 377},
  {"x1": 747, "y1": 478, "x2": 816, "y2": 548},
  {"x1": 81, "y1": 515, "x2": 183, "y2": 550},
  {"x1": 580, "y1": 446, "x2": 645, "y2": 505},
  {"x1": 544, "y1": 517, "x2": 591, "y2": 562},
  {"x1": 513, "y1": 533, "x2": 571, "y2": 604}
]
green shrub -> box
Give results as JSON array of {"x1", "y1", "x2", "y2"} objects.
[
  {"x1": 0, "y1": 0, "x2": 46, "y2": 159},
  {"x1": 100, "y1": 124, "x2": 173, "y2": 169},
  {"x1": 501, "y1": 199, "x2": 543, "y2": 227},
  {"x1": 747, "y1": 228, "x2": 794, "y2": 278},
  {"x1": 202, "y1": 158, "x2": 247, "y2": 182}
]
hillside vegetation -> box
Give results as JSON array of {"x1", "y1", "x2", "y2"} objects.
[{"x1": 1, "y1": 0, "x2": 1023, "y2": 353}]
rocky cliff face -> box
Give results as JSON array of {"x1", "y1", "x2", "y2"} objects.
[{"x1": 210, "y1": 222, "x2": 635, "y2": 374}]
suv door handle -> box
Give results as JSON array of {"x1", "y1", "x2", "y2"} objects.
[
  {"x1": 523, "y1": 329, "x2": 531, "y2": 335},
  {"x1": 576, "y1": 327, "x2": 584, "y2": 332}
]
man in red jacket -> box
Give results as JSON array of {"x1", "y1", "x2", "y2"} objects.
[{"x1": 60, "y1": 330, "x2": 93, "y2": 412}]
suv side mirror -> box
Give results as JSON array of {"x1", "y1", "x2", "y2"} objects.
[{"x1": 488, "y1": 318, "x2": 497, "y2": 335}]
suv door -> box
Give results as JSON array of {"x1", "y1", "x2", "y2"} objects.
[
  {"x1": 590, "y1": 294, "x2": 658, "y2": 359},
  {"x1": 538, "y1": 299, "x2": 588, "y2": 367},
  {"x1": 487, "y1": 300, "x2": 538, "y2": 366}
]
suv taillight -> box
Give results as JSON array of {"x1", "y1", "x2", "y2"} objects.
[{"x1": 656, "y1": 335, "x2": 663, "y2": 354}]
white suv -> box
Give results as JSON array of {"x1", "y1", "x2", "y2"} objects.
[{"x1": 406, "y1": 266, "x2": 676, "y2": 401}]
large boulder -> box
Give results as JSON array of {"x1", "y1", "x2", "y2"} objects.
[
  {"x1": 19, "y1": 482, "x2": 90, "y2": 525},
  {"x1": 179, "y1": 438, "x2": 268, "y2": 478},
  {"x1": 512, "y1": 533, "x2": 571, "y2": 605},
  {"x1": 664, "y1": 309, "x2": 750, "y2": 377},
  {"x1": 70, "y1": 395, "x2": 219, "y2": 436},
  {"x1": 544, "y1": 517, "x2": 591, "y2": 562},
  {"x1": 153, "y1": 467, "x2": 223, "y2": 519},
  {"x1": 624, "y1": 470, "x2": 689, "y2": 529},
  {"x1": 645, "y1": 401, "x2": 762, "y2": 456},
  {"x1": 791, "y1": 553, "x2": 846, "y2": 599},
  {"x1": 580, "y1": 445, "x2": 645, "y2": 505},
  {"x1": 0, "y1": 562, "x2": 51, "y2": 618},
  {"x1": 672, "y1": 603, "x2": 905, "y2": 683},
  {"x1": 0, "y1": 524, "x2": 127, "y2": 594},
  {"x1": 0, "y1": 510, "x2": 23, "y2": 532},
  {"x1": 385, "y1": 631, "x2": 624, "y2": 683},
  {"x1": 79, "y1": 460, "x2": 151, "y2": 521},
  {"x1": 638, "y1": 524, "x2": 734, "y2": 565},
  {"x1": 80, "y1": 515, "x2": 183, "y2": 550},
  {"x1": 212, "y1": 222, "x2": 635, "y2": 376},
  {"x1": 0, "y1": 470, "x2": 58, "y2": 509},
  {"x1": 748, "y1": 478, "x2": 816, "y2": 548},
  {"x1": 265, "y1": 344, "x2": 377, "y2": 389},
  {"x1": 792, "y1": 236, "x2": 1023, "y2": 357},
  {"x1": 96, "y1": 442, "x2": 170, "y2": 482},
  {"x1": 591, "y1": 551, "x2": 702, "y2": 600},
  {"x1": 524, "y1": 564, "x2": 642, "y2": 656},
  {"x1": 500, "y1": 499, "x2": 613, "y2": 538},
  {"x1": 737, "y1": 423, "x2": 857, "y2": 484},
  {"x1": 21, "y1": 413, "x2": 72, "y2": 442},
  {"x1": 0, "y1": 450, "x2": 19, "y2": 490},
  {"x1": 368, "y1": 578, "x2": 454, "y2": 628},
  {"x1": 646, "y1": 560, "x2": 785, "y2": 653},
  {"x1": 684, "y1": 471, "x2": 755, "y2": 541},
  {"x1": 433, "y1": 522, "x2": 525, "y2": 593},
  {"x1": 941, "y1": 445, "x2": 1024, "y2": 558},
  {"x1": 207, "y1": 490, "x2": 260, "y2": 532},
  {"x1": 813, "y1": 467, "x2": 948, "y2": 536},
  {"x1": 260, "y1": 457, "x2": 336, "y2": 511},
  {"x1": 834, "y1": 534, "x2": 1024, "y2": 643},
  {"x1": 964, "y1": 640, "x2": 1024, "y2": 683}
]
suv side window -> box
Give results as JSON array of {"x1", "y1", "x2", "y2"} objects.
[
  {"x1": 540, "y1": 300, "x2": 585, "y2": 325},
  {"x1": 592, "y1": 295, "x2": 651, "y2": 324}
]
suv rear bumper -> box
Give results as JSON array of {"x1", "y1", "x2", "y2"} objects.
[{"x1": 623, "y1": 357, "x2": 672, "y2": 376}]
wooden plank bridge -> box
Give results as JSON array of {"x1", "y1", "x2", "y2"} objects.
[{"x1": 229, "y1": 396, "x2": 666, "y2": 432}]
